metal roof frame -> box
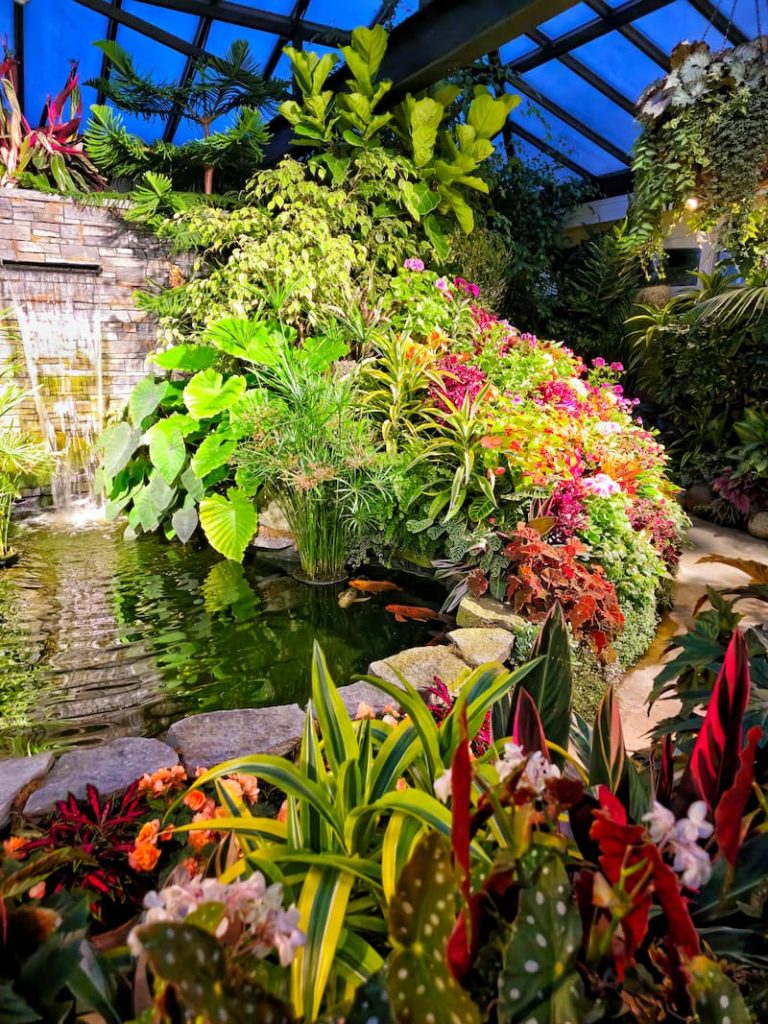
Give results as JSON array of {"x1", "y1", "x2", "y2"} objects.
[{"x1": 12, "y1": 0, "x2": 758, "y2": 192}]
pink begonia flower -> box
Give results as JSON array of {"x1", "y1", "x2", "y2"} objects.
[
  {"x1": 403, "y1": 258, "x2": 425, "y2": 271},
  {"x1": 592, "y1": 357, "x2": 606, "y2": 368},
  {"x1": 582, "y1": 473, "x2": 621, "y2": 497},
  {"x1": 435, "y1": 277, "x2": 452, "y2": 294}
]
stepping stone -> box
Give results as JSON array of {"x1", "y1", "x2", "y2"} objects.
[
  {"x1": 24, "y1": 738, "x2": 178, "y2": 818},
  {"x1": 448, "y1": 627, "x2": 515, "y2": 667},
  {"x1": 368, "y1": 646, "x2": 468, "y2": 694},
  {"x1": 336, "y1": 681, "x2": 404, "y2": 718},
  {"x1": 0, "y1": 753, "x2": 54, "y2": 828},
  {"x1": 166, "y1": 705, "x2": 305, "y2": 772},
  {"x1": 456, "y1": 595, "x2": 526, "y2": 633}
]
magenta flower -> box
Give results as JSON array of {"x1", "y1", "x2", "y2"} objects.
[
  {"x1": 403, "y1": 258, "x2": 425, "y2": 272},
  {"x1": 592, "y1": 357, "x2": 606, "y2": 368},
  {"x1": 610, "y1": 361, "x2": 624, "y2": 372}
]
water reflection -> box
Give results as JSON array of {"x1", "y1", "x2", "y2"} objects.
[{"x1": 0, "y1": 511, "x2": 442, "y2": 754}]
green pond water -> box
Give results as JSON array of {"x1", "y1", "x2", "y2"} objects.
[{"x1": 0, "y1": 508, "x2": 444, "y2": 756}]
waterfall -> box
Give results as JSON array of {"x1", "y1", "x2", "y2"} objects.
[{"x1": 1, "y1": 266, "x2": 104, "y2": 507}]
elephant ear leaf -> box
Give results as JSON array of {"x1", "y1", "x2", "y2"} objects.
[
  {"x1": 497, "y1": 854, "x2": 587, "y2": 1024},
  {"x1": 387, "y1": 831, "x2": 480, "y2": 1024},
  {"x1": 136, "y1": 921, "x2": 292, "y2": 1023},
  {"x1": 199, "y1": 488, "x2": 257, "y2": 562}
]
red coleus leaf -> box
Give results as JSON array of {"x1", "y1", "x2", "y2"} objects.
[
  {"x1": 678, "y1": 630, "x2": 751, "y2": 812},
  {"x1": 714, "y1": 725, "x2": 763, "y2": 867}
]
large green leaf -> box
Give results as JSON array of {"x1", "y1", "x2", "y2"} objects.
[
  {"x1": 497, "y1": 854, "x2": 587, "y2": 1024},
  {"x1": 685, "y1": 956, "x2": 751, "y2": 1024},
  {"x1": 133, "y1": 470, "x2": 176, "y2": 532},
  {"x1": 408, "y1": 96, "x2": 443, "y2": 167},
  {"x1": 203, "y1": 318, "x2": 284, "y2": 365},
  {"x1": 387, "y1": 832, "x2": 480, "y2": 1024},
  {"x1": 468, "y1": 91, "x2": 517, "y2": 140},
  {"x1": 147, "y1": 420, "x2": 186, "y2": 485},
  {"x1": 152, "y1": 344, "x2": 219, "y2": 372},
  {"x1": 172, "y1": 506, "x2": 198, "y2": 544},
  {"x1": 190, "y1": 432, "x2": 237, "y2": 479},
  {"x1": 300, "y1": 335, "x2": 349, "y2": 372},
  {"x1": 199, "y1": 487, "x2": 257, "y2": 561},
  {"x1": 98, "y1": 421, "x2": 143, "y2": 479},
  {"x1": 341, "y1": 24, "x2": 388, "y2": 94},
  {"x1": 520, "y1": 604, "x2": 572, "y2": 763},
  {"x1": 399, "y1": 179, "x2": 441, "y2": 221},
  {"x1": 183, "y1": 369, "x2": 246, "y2": 419},
  {"x1": 129, "y1": 375, "x2": 169, "y2": 427}
]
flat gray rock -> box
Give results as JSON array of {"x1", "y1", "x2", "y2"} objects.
[
  {"x1": 166, "y1": 705, "x2": 305, "y2": 771},
  {"x1": 24, "y1": 738, "x2": 177, "y2": 818},
  {"x1": 456, "y1": 595, "x2": 526, "y2": 633},
  {"x1": 336, "y1": 681, "x2": 404, "y2": 718},
  {"x1": 368, "y1": 646, "x2": 468, "y2": 694},
  {"x1": 0, "y1": 753, "x2": 54, "y2": 827},
  {"x1": 448, "y1": 627, "x2": 515, "y2": 667}
]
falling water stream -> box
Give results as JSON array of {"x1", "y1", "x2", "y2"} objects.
[{"x1": 2, "y1": 265, "x2": 104, "y2": 505}]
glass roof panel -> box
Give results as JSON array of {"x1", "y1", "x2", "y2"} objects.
[
  {"x1": 205, "y1": 19, "x2": 278, "y2": 66},
  {"x1": 729, "y1": 0, "x2": 766, "y2": 38},
  {"x1": 499, "y1": 36, "x2": 540, "y2": 62},
  {"x1": 307, "y1": 0, "x2": 383, "y2": 29},
  {"x1": 23, "y1": 0, "x2": 107, "y2": 123},
  {"x1": 124, "y1": 0, "x2": 200, "y2": 40},
  {"x1": 519, "y1": 62, "x2": 636, "y2": 151},
  {"x1": 632, "y1": 0, "x2": 729, "y2": 52},
  {"x1": 513, "y1": 97, "x2": 625, "y2": 176},
  {"x1": 536, "y1": 3, "x2": 597, "y2": 37},
  {"x1": 571, "y1": 31, "x2": 665, "y2": 102}
]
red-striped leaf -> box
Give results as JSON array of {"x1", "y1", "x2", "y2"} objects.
[
  {"x1": 714, "y1": 725, "x2": 762, "y2": 866},
  {"x1": 679, "y1": 630, "x2": 751, "y2": 812},
  {"x1": 509, "y1": 685, "x2": 549, "y2": 758}
]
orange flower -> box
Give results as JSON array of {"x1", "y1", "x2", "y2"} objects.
[
  {"x1": 228, "y1": 773, "x2": 259, "y2": 805},
  {"x1": 355, "y1": 702, "x2": 376, "y2": 720},
  {"x1": 187, "y1": 827, "x2": 213, "y2": 852},
  {"x1": 277, "y1": 800, "x2": 288, "y2": 824},
  {"x1": 158, "y1": 825, "x2": 174, "y2": 843},
  {"x1": 220, "y1": 778, "x2": 244, "y2": 801},
  {"x1": 136, "y1": 820, "x2": 160, "y2": 845},
  {"x1": 138, "y1": 765, "x2": 187, "y2": 796},
  {"x1": 129, "y1": 841, "x2": 161, "y2": 872},
  {"x1": 395, "y1": 778, "x2": 408, "y2": 792},
  {"x1": 183, "y1": 789, "x2": 208, "y2": 812},
  {"x1": 28, "y1": 881, "x2": 46, "y2": 900},
  {"x1": 3, "y1": 836, "x2": 27, "y2": 860}
]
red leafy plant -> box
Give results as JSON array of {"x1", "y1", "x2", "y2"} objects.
[
  {"x1": 0, "y1": 49, "x2": 105, "y2": 191},
  {"x1": 499, "y1": 522, "x2": 624, "y2": 658}
]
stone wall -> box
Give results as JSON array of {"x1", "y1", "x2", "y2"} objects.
[{"x1": 0, "y1": 188, "x2": 177, "y2": 440}]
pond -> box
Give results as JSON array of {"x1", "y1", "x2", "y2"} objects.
[{"x1": 0, "y1": 506, "x2": 445, "y2": 756}]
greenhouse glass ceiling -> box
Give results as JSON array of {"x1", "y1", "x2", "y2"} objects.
[{"x1": 0, "y1": 0, "x2": 763, "y2": 192}]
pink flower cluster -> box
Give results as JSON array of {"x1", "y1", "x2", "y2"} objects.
[
  {"x1": 547, "y1": 480, "x2": 588, "y2": 542},
  {"x1": 403, "y1": 257, "x2": 425, "y2": 272},
  {"x1": 536, "y1": 379, "x2": 583, "y2": 413},
  {"x1": 430, "y1": 354, "x2": 487, "y2": 411},
  {"x1": 630, "y1": 497, "x2": 683, "y2": 568}
]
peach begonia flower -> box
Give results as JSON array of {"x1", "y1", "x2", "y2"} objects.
[
  {"x1": 138, "y1": 765, "x2": 187, "y2": 797},
  {"x1": 183, "y1": 789, "x2": 208, "y2": 812},
  {"x1": 28, "y1": 881, "x2": 46, "y2": 900},
  {"x1": 129, "y1": 840, "x2": 161, "y2": 872},
  {"x1": 355, "y1": 702, "x2": 376, "y2": 720},
  {"x1": 3, "y1": 836, "x2": 27, "y2": 859}
]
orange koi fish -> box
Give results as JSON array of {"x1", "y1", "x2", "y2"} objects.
[
  {"x1": 349, "y1": 579, "x2": 402, "y2": 593},
  {"x1": 385, "y1": 604, "x2": 449, "y2": 624}
]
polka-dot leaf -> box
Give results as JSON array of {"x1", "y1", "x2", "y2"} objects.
[
  {"x1": 387, "y1": 831, "x2": 480, "y2": 1024},
  {"x1": 137, "y1": 921, "x2": 293, "y2": 1023},
  {"x1": 497, "y1": 854, "x2": 587, "y2": 1024},
  {"x1": 686, "y1": 955, "x2": 751, "y2": 1024},
  {"x1": 347, "y1": 971, "x2": 394, "y2": 1024}
]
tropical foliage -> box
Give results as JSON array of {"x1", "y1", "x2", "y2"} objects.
[{"x1": 3, "y1": 605, "x2": 766, "y2": 1023}]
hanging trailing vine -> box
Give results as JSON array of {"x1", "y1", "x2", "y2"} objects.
[{"x1": 630, "y1": 36, "x2": 768, "y2": 272}]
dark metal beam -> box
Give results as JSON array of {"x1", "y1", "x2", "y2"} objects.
[
  {"x1": 524, "y1": 28, "x2": 636, "y2": 113},
  {"x1": 12, "y1": 0, "x2": 24, "y2": 117},
  {"x1": 596, "y1": 168, "x2": 632, "y2": 197},
  {"x1": 510, "y1": 0, "x2": 673, "y2": 74},
  {"x1": 508, "y1": 120, "x2": 596, "y2": 180},
  {"x1": 687, "y1": 0, "x2": 748, "y2": 44},
  {"x1": 73, "y1": 0, "x2": 208, "y2": 59},
  {"x1": 506, "y1": 70, "x2": 630, "y2": 163},
  {"x1": 135, "y1": 0, "x2": 350, "y2": 47},
  {"x1": 163, "y1": 12, "x2": 214, "y2": 142},
  {"x1": 378, "y1": 0, "x2": 581, "y2": 97},
  {"x1": 96, "y1": 0, "x2": 122, "y2": 107},
  {"x1": 263, "y1": 0, "x2": 310, "y2": 81},
  {"x1": 584, "y1": 0, "x2": 670, "y2": 70}
]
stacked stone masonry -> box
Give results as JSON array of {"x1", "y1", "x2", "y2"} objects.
[{"x1": 0, "y1": 189, "x2": 178, "y2": 437}]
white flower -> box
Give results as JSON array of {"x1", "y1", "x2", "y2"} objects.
[
  {"x1": 433, "y1": 769, "x2": 452, "y2": 804},
  {"x1": 672, "y1": 800, "x2": 714, "y2": 844},
  {"x1": 494, "y1": 743, "x2": 560, "y2": 794},
  {"x1": 672, "y1": 840, "x2": 712, "y2": 889},
  {"x1": 643, "y1": 801, "x2": 676, "y2": 844}
]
